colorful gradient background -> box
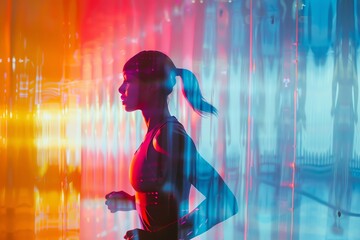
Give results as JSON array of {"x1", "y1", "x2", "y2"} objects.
[{"x1": 1, "y1": 0, "x2": 360, "y2": 239}]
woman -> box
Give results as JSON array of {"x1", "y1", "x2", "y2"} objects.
[
  {"x1": 105, "y1": 51, "x2": 238, "y2": 240},
  {"x1": 330, "y1": 39, "x2": 358, "y2": 233}
]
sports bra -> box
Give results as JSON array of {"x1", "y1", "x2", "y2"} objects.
[
  {"x1": 130, "y1": 116, "x2": 184, "y2": 192},
  {"x1": 129, "y1": 116, "x2": 190, "y2": 233}
]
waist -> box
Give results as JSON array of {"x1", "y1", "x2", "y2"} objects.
[{"x1": 135, "y1": 191, "x2": 176, "y2": 206}]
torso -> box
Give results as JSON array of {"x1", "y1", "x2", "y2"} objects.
[
  {"x1": 129, "y1": 116, "x2": 191, "y2": 232},
  {"x1": 335, "y1": 55, "x2": 355, "y2": 107},
  {"x1": 333, "y1": 55, "x2": 356, "y2": 126}
]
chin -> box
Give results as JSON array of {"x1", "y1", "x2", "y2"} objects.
[{"x1": 123, "y1": 105, "x2": 137, "y2": 112}]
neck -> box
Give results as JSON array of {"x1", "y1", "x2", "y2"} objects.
[{"x1": 142, "y1": 104, "x2": 171, "y2": 132}]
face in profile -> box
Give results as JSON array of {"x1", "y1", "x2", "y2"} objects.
[{"x1": 118, "y1": 73, "x2": 151, "y2": 112}]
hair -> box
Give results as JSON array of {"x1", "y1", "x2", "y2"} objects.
[{"x1": 123, "y1": 50, "x2": 217, "y2": 116}]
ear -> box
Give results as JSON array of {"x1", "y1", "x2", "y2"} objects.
[{"x1": 147, "y1": 82, "x2": 161, "y2": 94}]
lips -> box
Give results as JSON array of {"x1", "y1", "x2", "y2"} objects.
[{"x1": 120, "y1": 95, "x2": 127, "y2": 104}]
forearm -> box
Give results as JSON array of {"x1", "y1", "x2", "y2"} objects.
[
  {"x1": 178, "y1": 197, "x2": 237, "y2": 239},
  {"x1": 156, "y1": 202, "x2": 234, "y2": 240},
  {"x1": 156, "y1": 179, "x2": 238, "y2": 239}
]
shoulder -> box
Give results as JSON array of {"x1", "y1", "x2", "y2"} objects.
[{"x1": 152, "y1": 118, "x2": 195, "y2": 155}]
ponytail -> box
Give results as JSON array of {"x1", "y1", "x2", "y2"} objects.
[{"x1": 175, "y1": 68, "x2": 218, "y2": 116}]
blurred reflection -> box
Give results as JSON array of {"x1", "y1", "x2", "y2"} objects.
[
  {"x1": 330, "y1": 37, "x2": 358, "y2": 234},
  {"x1": 274, "y1": 1, "x2": 299, "y2": 239},
  {"x1": 0, "y1": 1, "x2": 80, "y2": 239},
  {"x1": 34, "y1": 105, "x2": 81, "y2": 239},
  {"x1": 308, "y1": 0, "x2": 335, "y2": 66},
  {"x1": 1, "y1": 0, "x2": 360, "y2": 240},
  {"x1": 328, "y1": 0, "x2": 359, "y2": 237}
]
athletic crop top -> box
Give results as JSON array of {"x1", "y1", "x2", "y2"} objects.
[{"x1": 129, "y1": 116, "x2": 191, "y2": 234}]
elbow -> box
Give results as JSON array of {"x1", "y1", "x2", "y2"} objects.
[
  {"x1": 223, "y1": 194, "x2": 238, "y2": 220},
  {"x1": 233, "y1": 197, "x2": 239, "y2": 216},
  {"x1": 230, "y1": 195, "x2": 239, "y2": 217}
]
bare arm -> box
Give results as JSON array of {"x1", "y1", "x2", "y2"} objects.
[{"x1": 177, "y1": 149, "x2": 239, "y2": 239}]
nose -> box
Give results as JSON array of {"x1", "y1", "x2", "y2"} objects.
[{"x1": 118, "y1": 82, "x2": 125, "y2": 94}]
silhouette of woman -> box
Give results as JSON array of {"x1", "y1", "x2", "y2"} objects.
[
  {"x1": 330, "y1": 38, "x2": 358, "y2": 233},
  {"x1": 105, "y1": 51, "x2": 238, "y2": 240}
]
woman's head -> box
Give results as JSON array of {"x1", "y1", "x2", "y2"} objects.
[
  {"x1": 123, "y1": 51, "x2": 176, "y2": 97},
  {"x1": 119, "y1": 50, "x2": 217, "y2": 116}
]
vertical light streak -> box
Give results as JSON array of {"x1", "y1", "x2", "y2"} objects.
[
  {"x1": 0, "y1": 7, "x2": 11, "y2": 233},
  {"x1": 245, "y1": 0, "x2": 253, "y2": 239},
  {"x1": 290, "y1": 1, "x2": 300, "y2": 239}
]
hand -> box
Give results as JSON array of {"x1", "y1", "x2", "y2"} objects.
[
  {"x1": 105, "y1": 191, "x2": 135, "y2": 212},
  {"x1": 124, "y1": 228, "x2": 157, "y2": 240}
]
